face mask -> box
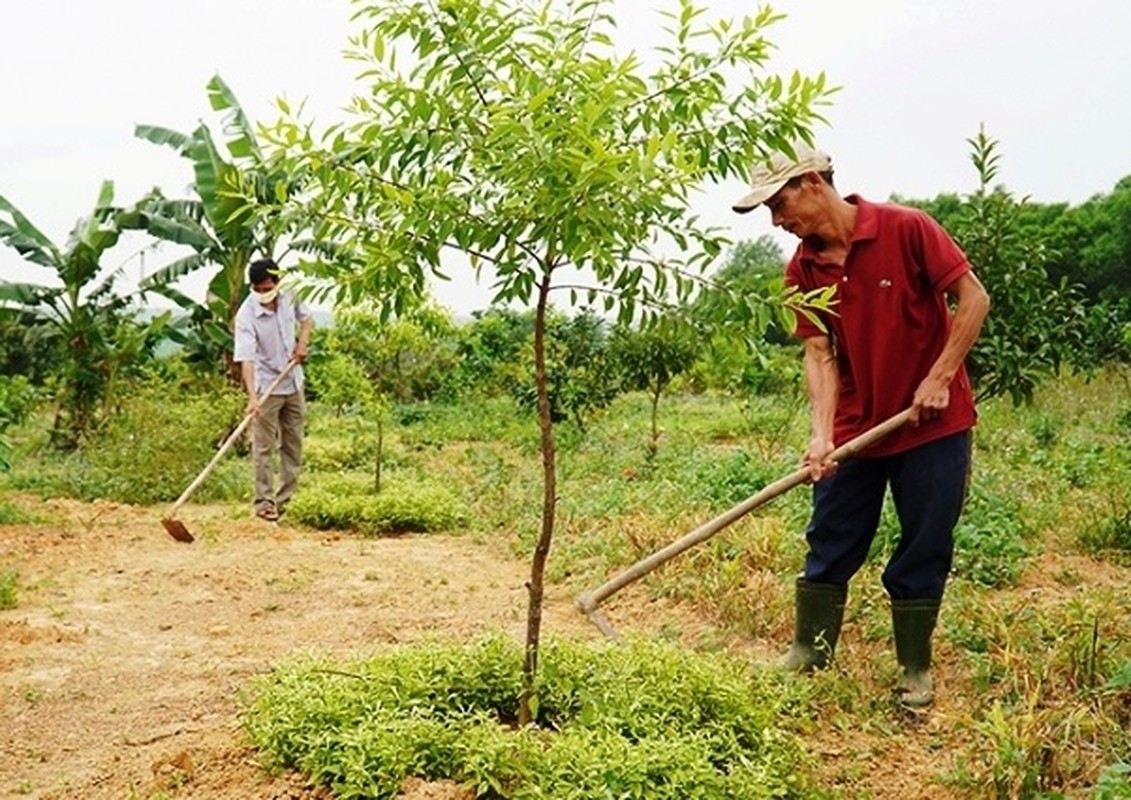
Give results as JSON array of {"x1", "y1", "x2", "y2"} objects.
[{"x1": 256, "y1": 286, "x2": 280, "y2": 305}]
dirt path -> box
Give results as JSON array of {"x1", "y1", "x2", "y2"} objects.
[{"x1": 2, "y1": 497, "x2": 669, "y2": 799}]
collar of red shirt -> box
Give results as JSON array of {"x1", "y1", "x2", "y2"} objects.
[{"x1": 796, "y1": 194, "x2": 880, "y2": 263}]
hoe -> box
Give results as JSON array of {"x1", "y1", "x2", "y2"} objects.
[{"x1": 162, "y1": 362, "x2": 297, "y2": 543}]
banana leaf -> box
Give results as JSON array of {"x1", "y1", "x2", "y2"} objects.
[
  {"x1": 207, "y1": 73, "x2": 262, "y2": 162},
  {"x1": 0, "y1": 194, "x2": 61, "y2": 267},
  {"x1": 134, "y1": 124, "x2": 194, "y2": 156}
]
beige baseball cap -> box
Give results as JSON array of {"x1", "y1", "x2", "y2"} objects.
[{"x1": 732, "y1": 143, "x2": 832, "y2": 214}]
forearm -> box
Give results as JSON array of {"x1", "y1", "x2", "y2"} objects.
[
  {"x1": 241, "y1": 361, "x2": 257, "y2": 398},
  {"x1": 294, "y1": 317, "x2": 314, "y2": 362},
  {"x1": 804, "y1": 340, "x2": 839, "y2": 441},
  {"x1": 801, "y1": 337, "x2": 839, "y2": 480},
  {"x1": 928, "y1": 273, "x2": 990, "y2": 384}
]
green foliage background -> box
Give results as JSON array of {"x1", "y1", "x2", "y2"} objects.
[{"x1": 5, "y1": 376, "x2": 247, "y2": 505}]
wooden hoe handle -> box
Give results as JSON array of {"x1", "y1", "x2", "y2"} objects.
[
  {"x1": 164, "y1": 361, "x2": 299, "y2": 520},
  {"x1": 575, "y1": 408, "x2": 913, "y2": 638}
]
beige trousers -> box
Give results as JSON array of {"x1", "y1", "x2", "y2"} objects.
[{"x1": 251, "y1": 391, "x2": 306, "y2": 512}]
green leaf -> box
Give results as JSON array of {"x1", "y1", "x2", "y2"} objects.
[
  {"x1": 134, "y1": 124, "x2": 193, "y2": 155},
  {"x1": 207, "y1": 73, "x2": 262, "y2": 161}
]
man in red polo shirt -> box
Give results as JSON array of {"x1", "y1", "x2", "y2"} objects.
[{"x1": 733, "y1": 142, "x2": 990, "y2": 706}]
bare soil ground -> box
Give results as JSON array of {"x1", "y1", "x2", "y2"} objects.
[
  {"x1": 0, "y1": 497, "x2": 710, "y2": 799},
  {"x1": 3, "y1": 494, "x2": 1106, "y2": 799}
]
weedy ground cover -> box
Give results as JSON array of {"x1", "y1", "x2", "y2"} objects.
[
  {"x1": 272, "y1": 367, "x2": 1131, "y2": 797},
  {"x1": 243, "y1": 635, "x2": 822, "y2": 800},
  {"x1": 2, "y1": 368, "x2": 1129, "y2": 797},
  {"x1": 3, "y1": 381, "x2": 247, "y2": 505}
]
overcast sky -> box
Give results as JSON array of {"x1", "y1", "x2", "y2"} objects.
[{"x1": 2, "y1": 0, "x2": 1128, "y2": 316}]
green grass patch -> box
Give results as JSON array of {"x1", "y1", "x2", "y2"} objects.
[
  {"x1": 0, "y1": 569, "x2": 18, "y2": 609},
  {"x1": 242, "y1": 634, "x2": 818, "y2": 800},
  {"x1": 0, "y1": 498, "x2": 41, "y2": 525}
]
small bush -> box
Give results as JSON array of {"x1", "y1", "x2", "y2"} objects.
[
  {"x1": 287, "y1": 473, "x2": 466, "y2": 535},
  {"x1": 0, "y1": 375, "x2": 38, "y2": 431},
  {"x1": 953, "y1": 481, "x2": 1035, "y2": 588},
  {"x1": 242, "y1": 635, "x2": 816, "y2": 800},
  {"x1": 0, "y1": 569, "x2": 17, "y2": 609},
  {"x1": 1027, "y1": 412, "x2": 1060, "y2": 448},
  {"x1": 303, "y1": 435, "x2": 375, "y2": 472},
  {"x1": 1080, "y1": 507, "x2": 1131, "y2": 562},
  {"x1": 0, "y1": 375, "x2": 39, "y2": 472}
]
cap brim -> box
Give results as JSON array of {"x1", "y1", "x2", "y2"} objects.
[{"x1": 731, "y1": 178, "x2": 788, "y2": 214}]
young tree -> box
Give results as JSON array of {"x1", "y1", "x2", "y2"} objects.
[
  {"x1": 950, "y1": 130, "x2": 1088, "y2": 404},
  {"x1": 262, "y1": 0, "x2": 834, "y2": 724},
  {"x1": 329, "y1": 300, "x2": 458, "y2": 402},
  {"x1": 452, "y1": 307, "x2": 536, "y2": 397},
  {"x1": 895, "y1": 131, "x2": 1099, "y2": 404},
  {"x1": 609, "y1": 315, "x2": 700, "y2": 457},
  {"x1": 514, "y1": 309, "x2": 621, "y2": 431},
  {"x1": 686, "y1": 234, "x2": 801, "y2": 393},
  {"x1": 307, "y1": 350, "x2": 372, "y2": 417},
  {"x1": 305, "y1": 346, "x2": 393, "y2": 491}
]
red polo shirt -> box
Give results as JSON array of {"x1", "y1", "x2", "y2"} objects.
[{"x1": 785, "y1": 195, "x2": 977, "y2": 457}]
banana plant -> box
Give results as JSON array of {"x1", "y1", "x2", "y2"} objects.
[
  {"x1": 128, "y1": 74, "x2": 317, "y2": 381},
  {"x1": 0, "y1": 181, "x2": 169, "y2": 447}
]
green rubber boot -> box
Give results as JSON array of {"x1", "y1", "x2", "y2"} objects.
[
  {"x1": 782, "y1": 579, "x2": 848, "y2": 672},
  {"x1": 892, "y1": 599, "x2": 941, "y2": 707}
]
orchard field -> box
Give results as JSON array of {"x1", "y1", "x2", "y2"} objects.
[
  {"x1": 1, "y1": 366, "x2": 1129, "y2": 799},
  {"x1": 2, "y1": 2, "x2": 1131, "y2": 798}
]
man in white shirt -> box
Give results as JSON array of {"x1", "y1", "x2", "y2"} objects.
[{"x1": 233, "y1": 258, "x2": 314, "y2": 521}]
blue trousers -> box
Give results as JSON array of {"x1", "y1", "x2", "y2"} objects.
[{"x1": 802, "y1": 431, "x2": 970, "y2": 601}]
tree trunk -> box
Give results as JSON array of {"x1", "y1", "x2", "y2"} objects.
[
  {"x1": 374, "y1": 415, "x2": 383, "y2": 494},
  {"x1": 518, "y1": 273, "x2": 556, "y2": 727}
]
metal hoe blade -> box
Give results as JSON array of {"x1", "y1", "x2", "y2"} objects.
[{"x1": 162, "y1": 517, "x2": 195, "y2": 543}]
